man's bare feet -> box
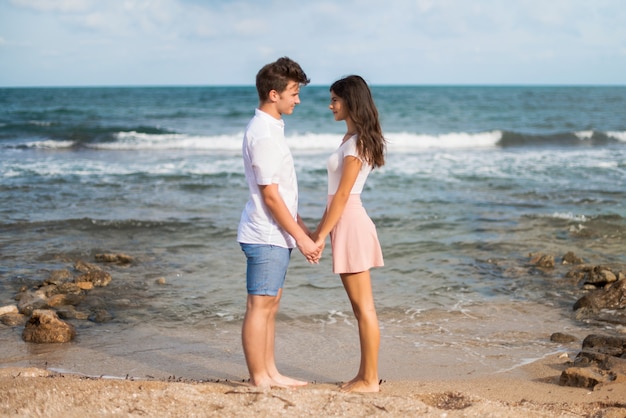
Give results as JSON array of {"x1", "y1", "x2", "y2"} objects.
[
  {"x1": 249, "y1": 374, "x2": 308, "y2": 389},
  {"x1": 272, "y1": 374, "x2": 308, "y2": 387},
  {"x1": 248, "y1": 377, "x2": 283, "y2": 389}
]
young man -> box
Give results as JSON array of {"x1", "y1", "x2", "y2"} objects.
[{"x1": 237, "y1": 57, "x2": 321, "y2": 387}]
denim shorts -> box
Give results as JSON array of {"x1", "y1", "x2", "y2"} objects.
[{"x1": 240, "y1": 243, "x2": 292, "y2": 296}]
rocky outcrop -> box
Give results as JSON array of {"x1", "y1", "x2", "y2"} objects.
[
  {"x1": 567, "y1": 265, "x2": 624, "y2": 290},
  {"x1": 573, "y1": 278, "x2": 626, "y2": 313},
  {"x1": 531, "y1": 251, "x2": 626, "y2": 390},
  {"x1": 0, "y1": 253, "x2": 132, "y2": 343},
  {"x1": 0, "y1": 305, "x2": 26, "y2": 326},
  {"x1": 561, "y1": 251, "x2": 584, "y2": 265},
  {"x1": 0, "y1": 305, "x2": 18, "y2": 316},
  {"x1": 560, "y1": 334, "x2": 626, "y2": 390},
  {"x1": 528, "y1": 252, "x2": 555, "y2": 268},
  {"x1": 550, "y1": 332, "x2": 578, "y2": 344},
  {"x1": 95, "y1": 253, "x2": 133, "y2": 264},
  {"x1": 528, "y1": 251, "x2": 626, "y2": 325},
  {"x1": 567, "y1": 262, "x2": 626, "y2": 326}
]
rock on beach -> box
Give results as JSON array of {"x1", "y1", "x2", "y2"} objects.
[
  {"x1": 559, "y1": 334, "x2": 626, "y2": 390},
  {"x1": 2, "y1": 253, "x2": 132, "y2": 343},
  {"x1": 22, "y1": 309, "x2": 76, "y2": 343}
]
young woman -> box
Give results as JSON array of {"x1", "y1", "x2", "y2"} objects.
[{"x1": 313, "y1": 75, "x2": 386, "y2": 392}]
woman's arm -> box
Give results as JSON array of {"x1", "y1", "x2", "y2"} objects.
[{"x1": 314, "y1": 156, "x2": 362, "y2": 244}]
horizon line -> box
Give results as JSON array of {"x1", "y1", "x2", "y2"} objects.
[{"x1": 2, "y1": 82, "x2": 625, "y2": 89}]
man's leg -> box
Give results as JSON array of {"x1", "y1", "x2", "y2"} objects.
[
  {"x1": 264, "y1": 289, "x2": 307, "y2": 386},
  {"x1": 242, "y1": 293, "x2": 277, "y2": 387},
  {"x1": 241, "y1": 244, "x2": 306, "y2": 387}
]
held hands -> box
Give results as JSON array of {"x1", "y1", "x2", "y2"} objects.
[
  {"x1": 310, "y1": 231, "x2": 326, "y2": 255},
  {"x1": 306, "y1": 231, "x2": 326, "y2": 264},
  {"x1": 297, "y1": 235, "x2": 322, "y2": 264}
]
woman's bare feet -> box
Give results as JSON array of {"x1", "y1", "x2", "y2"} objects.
[
  {"x1": 340, "y1": 377, "x2": 379, "y2": 393},
  {"x1": 340, "y1": 376, "x2": 358, "y2": 389}
]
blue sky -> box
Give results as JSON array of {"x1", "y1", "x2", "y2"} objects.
[{"x1": 1, "y1": 0, "x2": 625, "y2": 87}]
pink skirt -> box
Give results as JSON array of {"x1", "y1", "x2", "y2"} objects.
[{"x1": 328, "y1": 194, "x2": 384, "y2": 274}]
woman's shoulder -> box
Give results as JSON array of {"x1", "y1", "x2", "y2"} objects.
[
  {"x1": 341, "y1": 134, "x2": 358, "y2": 147},
  {"x1": 340, "y1": 135, "x2": 357, "y2": 150},
  {"x1": 340, "y1": 135, "x2": 364, "y2": 162}
]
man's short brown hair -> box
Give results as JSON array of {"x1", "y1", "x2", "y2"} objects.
[{"x1": 256, "y1": 57, "x2": 310, "y2": 102}]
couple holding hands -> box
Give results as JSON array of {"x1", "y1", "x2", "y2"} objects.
[{"x1": 237, "y1": 57, "x2": 386, "y2": 392}]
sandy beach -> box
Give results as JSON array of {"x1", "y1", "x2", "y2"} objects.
[{"x1": 2, "y1": 353, "x2": 625, "y2": 418}]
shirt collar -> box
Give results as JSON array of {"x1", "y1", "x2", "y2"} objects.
[{"x1": 255, "y1": 108, "x2": 285, "y2": 128}]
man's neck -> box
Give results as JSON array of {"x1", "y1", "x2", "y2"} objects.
[{"x1": 259, "y1": 102, "x2": 281, "y2": 120}]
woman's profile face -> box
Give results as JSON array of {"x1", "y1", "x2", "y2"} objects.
[{"x1": 329, "y1": 90, "x2": 348, "y2": 122}]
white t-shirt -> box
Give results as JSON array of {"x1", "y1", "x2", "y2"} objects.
[
  {"x1": 237, "y1": 109, "x2": 298, "y2": 248},
  {"x1": 327, "y1": 135, "x2": 372, "y2": 195}
]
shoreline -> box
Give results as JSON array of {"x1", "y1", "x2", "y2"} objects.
[
  {"x1": 2, "y1": 354, "x2": 625, "y2": 417},
  {"x1": 0, "y1": 298, "x2": 595, "y2": 383}
]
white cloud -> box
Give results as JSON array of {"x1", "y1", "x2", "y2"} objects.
[
  {"x1": 10, "y1": 0, "x2": 92, "y2": 13},
  {"x1": 233, "y1": 18, "x2": 268, "y2": 37},
  {"x1": 1, "y1": 0, "x2": 625, "y2": 86}
]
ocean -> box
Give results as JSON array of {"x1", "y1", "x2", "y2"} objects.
[{"x1": 1, "y1": 85, "x2": 625, "y2": 382}]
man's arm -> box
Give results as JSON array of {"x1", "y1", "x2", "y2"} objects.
[{"x1": 259, "y1": 184, "x2": 320, "y2": 263}]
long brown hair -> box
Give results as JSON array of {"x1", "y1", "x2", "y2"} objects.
[{"x1": 330, "y1": 75, "x2": 386, "y2": 168}]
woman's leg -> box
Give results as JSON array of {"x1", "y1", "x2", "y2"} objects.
[{"x1": 340, "y1": 270, "x2": 380, "y2": 392}]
